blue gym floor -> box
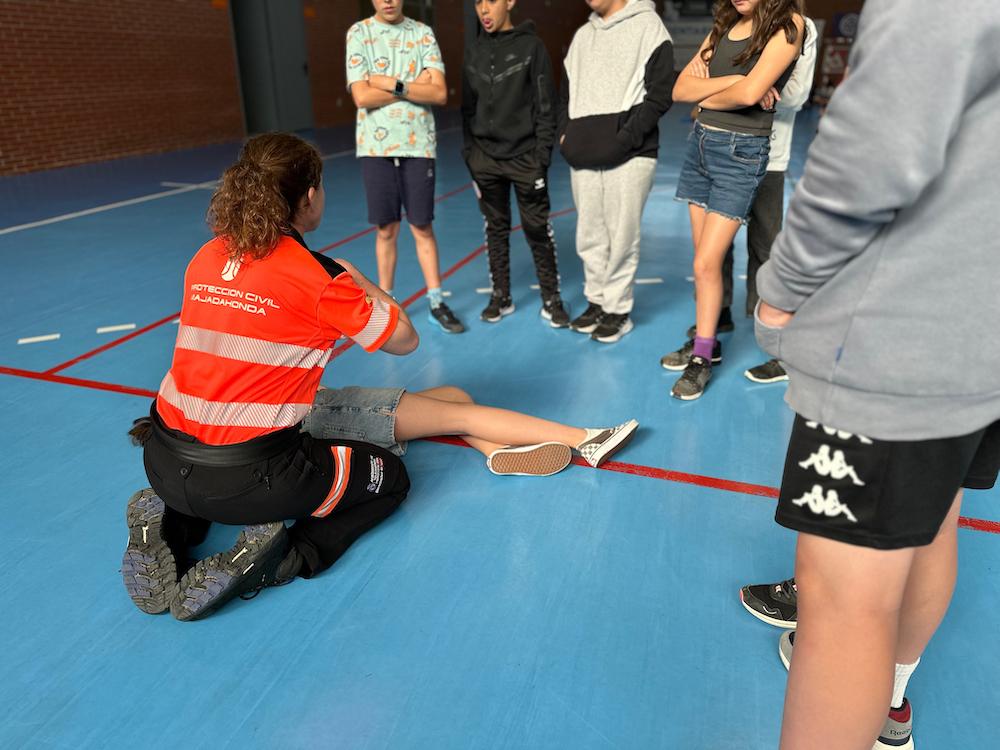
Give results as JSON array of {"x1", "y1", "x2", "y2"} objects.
[{"x1": 2, "y1": 109, "x2": 997, "y2": 749}]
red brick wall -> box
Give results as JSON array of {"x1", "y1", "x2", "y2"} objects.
[{"x1": 0, "y1": 0, "x2": 244, "y2": 175}]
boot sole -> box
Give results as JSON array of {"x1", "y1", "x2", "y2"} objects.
[
  {"x1": 170, "y1": 522, "x2": 288, "y2": 622},
  {"x1": 488, "y1": 442, "x2": 572, "y2": 477},
  {"x1": 121, "y1": 489, "x2": 178, "y2": 615}
]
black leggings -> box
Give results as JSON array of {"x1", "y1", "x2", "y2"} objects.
[{"x1": 144, "y1": 432, "x2": 410, "y2": 578}]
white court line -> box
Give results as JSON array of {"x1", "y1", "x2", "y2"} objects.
[
  {"x1": 530, "y1": 284, "x2": 540, "y2": 290},
  {"x1": 686, "y1": 276, "x2": 695, "y2": 282},
  {"x1": 635, "y1": 277, "x2": 664, "y2": 285},
  {"x1": 475, "y1": 287, "x2": 492, "y2": 294},
  {"x1": 18, "y1": 333, "x2": 61, "y2": 345},
  {"x1": 160, "y1": 181, "x2": 217, "y2": 190},
  {"x1": 96, "y1": 323, "x2": 137, "y2": 334}
]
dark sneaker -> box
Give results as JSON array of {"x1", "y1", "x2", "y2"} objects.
[
  {"x1": 686, "y1": 306, "x2": 735, "y2": 338},
  {"x1": 671, "y1": 356, "x2": 712, "y2": 400},
  {"x1": 429, "y1": 301, "x2": 465, "y2": 333},
  {"x1": 591, "y1": 313, "x2": 633, "y2": 343},
  {"x1": 740, "y1": 577, "x2": 797, "y2": 628},
  {"x1": 570, "y1": 302, "x2": 604, "y2": 333},
  {"x1": 487, "y1": 442, "x2": 572, "y2": 476},
  {"x1": 777, "y1": 630, "x2": 917, "y2": 748},
  {"x1": 121, "y1": 488, "x2": 179, "y2": 614},
  {"x1": 540, "y1": 295, "x2": 571, "y2": 328},
  {"x1": 661, "y1": 339, "x2": 722, "y2": 371},
  {"x1": 745, "y1": 358, "x2": 788, "y2": 383},
  {"x1": 170, "y1": 522, "x2": 297, "y2": 621},
  {"x1": 481, "y1": 293, "x2": 515, "y2": 323},
  {"x1": 577, "y1": 419, "x2": 639, "y2": 467}
]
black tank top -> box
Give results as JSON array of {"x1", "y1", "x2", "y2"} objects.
[{"x1": 698, "y1": 25, "x2": 798, "y2": 136}]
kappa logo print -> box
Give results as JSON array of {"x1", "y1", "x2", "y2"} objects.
[
  {"x1": 792, "y1": 485, "x2": 859, "y2": 523},
  {"x1": 534, "y1": 177, "x2": 545, "y2": 191},
  {"x1": 221, "y1": 258, "x2": 241, "y2": 281},
  {"x1": 798, "y1": 444, "x2": 866, "y2": 486},
  {"x1": 804, "y1": 420, "x2": 872, "y2": 444}
]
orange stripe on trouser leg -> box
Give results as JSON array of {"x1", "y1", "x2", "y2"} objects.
[{"x1": 312, "y1": 446, "x2": 353, "y2": 517}]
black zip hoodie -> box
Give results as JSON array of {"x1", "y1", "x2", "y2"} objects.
[{"x1": 461, "y1": 21, "x2": 557, "y2": 167}]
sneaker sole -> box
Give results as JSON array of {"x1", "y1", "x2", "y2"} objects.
[
  {"x1": 874, "y1": 738, "x2": 914, "y2": 750},
  {"x1": 671, "y1": 385, "x2": 707, "y2": 401},
  {"x1": 778, "y1": 632, "x2": 793, "y2": 670},
  {"x1": 482, "y1": 304, "x2": 515, "y2": 323},
  {"x1": 571, "y1": 322, "x2": 600, "y2": 334},
  {"x1": 540, "y1": 308, "x2": 570, "y2": 329},
  {"x1": 121, "y1": 489, "x2": 177, "y2": 615},
  {"x1": 592, "y1": 318, "x2": 634, "y2": 343},
  {"x1": 170, "y1": 522, "x2": 288, "y2": 622},
  {"x1": 739, "y1": 588, "x2": 797, "y2": 629},
  {"x1": 661, "y1": 353, "x2": 722, "y2": 372},
  {"x1": 744, "y1": 370, "x2": 789, "y2": 384},
  {"x1": 584, "y1": 419, "x2": 639, "y2": 467},
  {"x1": 488, "y1": 442, "x2": 572, "y2": 477}
]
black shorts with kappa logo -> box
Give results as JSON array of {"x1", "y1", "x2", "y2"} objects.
[{"x1": 775, "y1": 415, "x2": 1000, "y2": 550}]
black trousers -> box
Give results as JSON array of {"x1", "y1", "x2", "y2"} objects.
[
  {"x1": 466, "y1": 145, "x2": 560, "y2": 299},
  {"x1": 144, "y1": 428, "x2": 410, "y2": 579},
  {"x1": 721, "y1": 170, "x2": 785, "y2": 315}
]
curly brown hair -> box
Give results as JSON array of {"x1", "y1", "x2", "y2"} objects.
[
  {"x1": 701, "y1": 0, "x2": 805, "y2": 67},
  {"x1": 207, "y1": 133, "x2": 323, "y2": 261}
]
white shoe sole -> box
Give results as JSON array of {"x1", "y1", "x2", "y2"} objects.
[
  {"x1": 661, "y1": 354, "x2": 722, "y2": 372},
  {"x1": 874, "y1": 738, "x2": 914, "y2": 750},
  {"x1": 778, "y1": 632, "x2": 793, "y2": 670},
  {"x1": 593, "y1": 318, "x2": 634, "y2": 343},
  {"x1": 487, "y1": 442, "x2": 572, "y2": 477},
  {"x1": 482, "y1": 304, "x2": 515, "y2": 323},
  {"x1": 572, "y1": 322, "x2": 600, "y2": 333},
  {"x1": 744, "y1": 370, "x2": 789, "y2": 383},
  {"x1": 540, "y1": 307, "x2": 569, "y2": 329},
  {"x1": 584, "y1": 419, "x2": 639, "y2": 467},
  {"x1": 671, "y1": 387, "x2": 705, "y2": 401},
  {"x1": 739, "y1": 590, "x2": 797, "y2": 629}
]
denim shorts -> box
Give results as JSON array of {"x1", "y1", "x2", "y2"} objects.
[
  {"x1": 675, "y1": 121, "x2": 770, "y2": 223},
  {"x1": 360, "y1": 156, "x2": 436, "y2": 227},
  {"x1": 301, "y1": 386, "x2": 407, "y2": 456}
]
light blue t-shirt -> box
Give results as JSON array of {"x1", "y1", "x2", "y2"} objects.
[{"x1": 345, "y1": 17, "x2": 445, "y2": 159}]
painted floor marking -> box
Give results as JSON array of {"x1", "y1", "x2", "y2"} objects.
[
  {"x1": 636, "y1": 277, "x2": 665, "y2": 285},
  {"x1": 17, "y1": 334, "x2": 60, "y2": 345},
  {"x1": 96, "y1": 324, "x2": 137, "y2": 334}
]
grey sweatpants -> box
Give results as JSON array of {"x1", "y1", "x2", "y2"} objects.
[{"x1": 570, "y1": 156, "x2": 657, "y2": 315}]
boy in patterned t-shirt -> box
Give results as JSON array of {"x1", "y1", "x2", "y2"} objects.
[{"x1": 346, "y1": 0, "x2": 464, "y2": 333}]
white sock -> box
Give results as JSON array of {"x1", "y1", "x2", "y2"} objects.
[{"x1": 892, "y1": 659, "x2": 919, "y2": 709}]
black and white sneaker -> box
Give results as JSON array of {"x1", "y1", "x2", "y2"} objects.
[
  {"x1": 576, "y1": 419, "x2": 639, "y2": 467},
  {"x1": 740, "y1": 577, "x2": 797, "y2": 628},
  {"x1": 481, "y1": 294, "x2": 515, "y2": 323},
  {"x1": 745, "y1": 359, "x2": 789, "y2": 383},
  {"x1": 591, "y1": 313, "x2": 633, "y2": 343},
  {"x1": 685, "y1": 306, "x2": 735, "y2": 338},
  {"x1": 121, "y1": 488, "x2": 179, "y2": 614},
  {"x1": 429, "y1": 302, "x2": 465, "y2": 333},
  {"x1": 540, "y1": 295, "x2": 571, "y2": 328},
  {"x1": 570, "y1": 302, "x2": 604, "y2": 333},
  {"x1": 170, "y1": 522, "x2": 299, "y2": 621},
  {"x1": 660, "y1": 339, "x2": 722, "y2": 371},
  {"x1": 671, "y1": 356, "x2": 712, "y2": 400}
]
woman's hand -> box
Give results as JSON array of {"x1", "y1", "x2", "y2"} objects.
[
  {"x1": 758, "y1": 300, "x2": 794, "y2": 328},
  {"x1": 758, "y1": 86, "x2": 781, "y2": 111},
  {"x1": 690, "y1": 56, "x2": 710, "y2": 79}
]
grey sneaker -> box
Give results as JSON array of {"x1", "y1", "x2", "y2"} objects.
[
  {"x1": 121, "y1": 489, "x2": 178, "y2": 614},
  {"x1": 170, "y1": 522, "x2": 296, "y2": 621},
  {"x1": 745, "y1": 358, "x2": 788, "y2": 383},
  {"x1": 740, "y1": 577, "x2": 797, "y2": 628},
  {"x1": 570, "y1": 302, "x2": 604, "y2": 333},
  {"x1": 778, "y1": 629, "x2": 795, "y2": 670},
  {"x1": 671, "y1": 356, "x2": 712, "y2": 400},
  {"x1": 660, "y1": 339, "x2": 722, "y2": 371},
  {"x1": 481, "y1": 294, "x2": 515, "y2": 323},
  {"x1": 576, "y1": 419, "x2": 639, "y2": 467},
  {"x1": 487, "y1": 442, "x2": 572, "y2": 476},
  {"x1": 591, "y1": 313, "x2": 633, "y2": 343}
]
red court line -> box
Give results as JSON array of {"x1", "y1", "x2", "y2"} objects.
[{"x1": 0, "y1": 365, "x2": 157, "y2": 399}]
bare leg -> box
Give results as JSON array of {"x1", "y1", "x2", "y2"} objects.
[
  {"x1": 376, "y1": 222, "x2": 401, "y2": 291},
  {"x1": 896, "y1": 490, "x2": 962, "y2": 664},
  {"x1": 693, "y1": 212, "x2": 743, "y2": 339},
  {"x1": 394, "y1": 386, "x2": 587, "y2": 457},
  {"x1": 780, "y1": 534, "x2": 915, "y2": 750},
  {"x1": 409, "y1": 223, "x2": 443, "y2": 290}
]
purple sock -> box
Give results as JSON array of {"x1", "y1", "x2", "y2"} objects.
[{"x1": 692, "y1": 335, "x2": 715, "y2": 363}]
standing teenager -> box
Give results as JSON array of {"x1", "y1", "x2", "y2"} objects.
[
  {"x1": 346, "y1": 0, "x2": 465, "y2": 333},
  {"x1": 462, "y1": 0, "x2": 570, "y2": 327}
]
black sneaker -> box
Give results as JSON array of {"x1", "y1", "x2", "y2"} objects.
[
  {"x1": 170, "y1": 522, "x2": 298, "y2": 621},
  {"x1": 745, "y1": 359, "x2": 788, "y2": 383},
  {"x1": 740, "y1": 577, "x2": 797, "y2": 628},
  {"x1": 121, "y1": 488, "x2": 179, "y2": 614},
  {"x1": 570, "y1": 302, "x2": 604, "y2": 333},
  {"x1": 428, "y1": 301, "x2": 465, "y2": 333},
  {"x1": 591, "y1": 313, "x2": 633, "y2": 343},
  {"x1": 660, "y1": 339, "x2": 722, "y2": 371},
  {"x1": 481, "y1": 293, "x2": 515, "y2": 323},
  {"x1": 540, "y1": 295, "x2": 570, "y2": 328},
  {"x1": 671, "y1": 356, "x2": 712, "y2": 400},
  {"x1": 686, "y1": 306, "x2": 735, "y2": 338}
]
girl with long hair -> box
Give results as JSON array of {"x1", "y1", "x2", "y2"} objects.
[{"x1": 662, "y1": 0, "x2": 805, "y2": 400}]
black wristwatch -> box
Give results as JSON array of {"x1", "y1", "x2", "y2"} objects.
[{"x1": 393, "y1": 79, "x2": 407, "y2": 97}]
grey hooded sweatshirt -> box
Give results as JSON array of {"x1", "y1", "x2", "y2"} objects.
[{"x1": 755, "y1": 0, "x2": 1000, "y2": 441}]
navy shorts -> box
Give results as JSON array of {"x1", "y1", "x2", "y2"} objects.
[
  {"x1": 360, "y1": 156, "x2": 436, "y2": 227},
  {"x1": 675, "y1": 121, "x2": 770, "y2": 224},
  {"x1": 775, "y1": 415, "x2": 1000, "y2": 550}
]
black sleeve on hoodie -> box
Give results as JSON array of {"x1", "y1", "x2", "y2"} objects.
[
  {"x1": 461, "y1": 51, "x2": 478, "y2": 160},
  {"x1": 557, "y1": 62, "x2": 570, "y2": 142},
  {"x1": 617, "y1": 40, "x2": 676, "y2": 150},
  {"x1": 531, "y1": 39, "x2": 558, "y2": 168}
]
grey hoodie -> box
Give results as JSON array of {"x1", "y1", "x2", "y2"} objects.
[{"x1": 755, "y1": 0, "x2": 1000, "y2": 440}]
